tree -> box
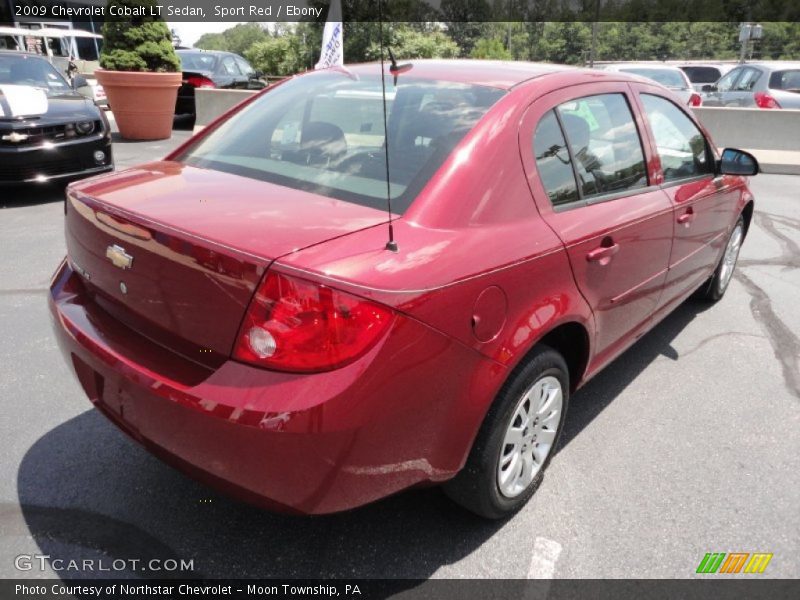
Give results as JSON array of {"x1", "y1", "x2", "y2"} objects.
[
  {"x1": 194, "y1": 23, "x2": 268, "y2": 55},
  {"x1": 364, "y1": 24, "x2": 460, "y2": 61},
  {"x1": 100, "y1": 0, "x2": 180, "y2": 72},
  {"x1": 194, "y1": 32, "x2": 228, "y2": 51},
  {"x1": 471, "y1": 38, "x2": 512, "y2": 60},
  {"x1": 245, "y1": 35, "x2": 305, "y2": 77}
]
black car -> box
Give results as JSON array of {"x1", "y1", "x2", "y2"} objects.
[
  {"x1": 175, "y1": 49, "x2": 267, "y2": 115},
  {"x1": 0, "y1": 52, "x2": 112, "y2": 184}
]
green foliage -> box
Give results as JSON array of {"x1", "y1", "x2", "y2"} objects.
[
  {"x1": 100, "y1": 0, "x2": 180, "y2": 72},
  {"x1": 188, "y1": 19, "x2": 800, "y2": 77},
  {"x1": 364, "y1": 25, "x2": 460, "y2": 61},
  {"x1": 470, "y1": 38, "x2": 512, "y2": 60},
  {"x1": 245, "y1": 36, "x2": 306, "y2": 77}
]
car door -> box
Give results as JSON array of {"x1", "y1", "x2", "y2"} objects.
[
  {"x1": 632, "y1": 85, "x2": 740, "y2": 307},
  {"x1": 704, "y1": 67, "x2": 742, "y2": 106},
  {"x1": 235, "y1": 56, "x2": 265, "y2": 90},
  {"x1": 519, "y1": 83, "x2": 674, "y2": 369},
  {"x1": 217, "y1": 55, "x2": 243, "y2": 89},
  {"x1": 726, "y1": 66, "x2": 762, "y2": 107}
]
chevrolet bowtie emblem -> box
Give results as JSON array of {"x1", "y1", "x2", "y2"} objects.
[
  {"x1": 2, "y1": 132, "x2": 29, "y2": 143},
  {"x1": 106, "y1": 244, "x2": 133, "y2": 270}
]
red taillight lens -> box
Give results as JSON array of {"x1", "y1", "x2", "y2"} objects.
[
  {"x1": 186, "y1": 75, "x2": 216, "y2": 89},
  {"x1": 754, "y1": 92, "x2": 781, "y2": 109},
  {"x1": 688, "y1": 92, "x2": 702, "y2": 107},
  {"x1": 233, "y1": 271, "x2": 394, "y2": 372}
]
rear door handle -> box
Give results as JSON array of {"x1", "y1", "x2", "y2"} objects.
[
  {"x1": 586, "y1": 238, "x2": 620, "y2": 264},
  {"x1": 677, "y1": 207, "x2": 695, "y2": 225}
]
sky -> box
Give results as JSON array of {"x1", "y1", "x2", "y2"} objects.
[{"x1": 168, "y1": 22, "x2": 244, "y2": 48}]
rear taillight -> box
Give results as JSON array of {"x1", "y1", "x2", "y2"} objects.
[
  {"x1": 754, "y1": 92, "x2": 781, "y2": 109},
  {"x1": 233, "y1": 271, "x2": 393, "y2": 372},
  {"x1": 688, "y1": 92, "x2": 702, "y2": 107},
  {"x1": 186, "y1": 75, "x2": 216, "y2": 89}
]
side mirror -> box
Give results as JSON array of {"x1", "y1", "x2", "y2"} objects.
[
  {"x1": 72, "y1": 75, "x2": 89, "y2": 90},
  {"x1": 251, "y1": 70, "x2": 264, "y2": 79},
  {"x1": 718, "y1": 148, "x2": 759, "y2": 176},
  {"x1": 701, "y1": 84, "x2": 716, "y2": 92}
]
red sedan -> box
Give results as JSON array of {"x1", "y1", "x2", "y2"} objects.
[{"x1": 49, "y1": 61, "x2": 757, "y2": 518}]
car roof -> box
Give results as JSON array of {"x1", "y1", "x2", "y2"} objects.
[
  {"x1": 745, "y1": 61, "x2": 800, "y2": 71},
  {"x1": 336, "y1": 60, "x2": 595, "y2": 90},
  {"x1": 602, "y1": 62, "x2": 684, "y2": 72}
]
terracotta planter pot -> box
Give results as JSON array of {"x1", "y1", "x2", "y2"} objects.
[{"x1": 96, "y1": 70, "x2": 182, "y2": 141}]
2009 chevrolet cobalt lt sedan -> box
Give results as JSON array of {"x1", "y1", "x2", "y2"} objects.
[{"x1": 49, "y1": 60, "x2": 757, "y2": 518}]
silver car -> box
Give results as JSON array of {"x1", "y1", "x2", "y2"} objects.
[
  {"x1": 702, "y1": 62, "x2": 800, "y2": 109},
  {"x1": 599, "y1": 63, "x2": 699, "y2": 106},
  {"x1": 677, "y1": 63, "x2": 736, "y2": 92}
]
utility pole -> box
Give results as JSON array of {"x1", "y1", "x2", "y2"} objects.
[{"x1": 738, "y1": 23, "x2": 763, "y2": 64}]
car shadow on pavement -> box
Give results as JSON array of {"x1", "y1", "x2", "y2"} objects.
[
  {"x1": 1, "y1": 183, "x2": 67, "y2": 209},
  {"x1": 15, "y1": 299, "x2": 711, "y2": 580},
  {"x1": 560, "y1": 299, "x2": 713, "y2": 448}
]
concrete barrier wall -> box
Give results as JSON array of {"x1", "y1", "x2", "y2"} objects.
[
  {"x1": 693, "y1": 107, "x2": 800, "y2": 175},
  {"x1": 194, "y1": 89, "x2": 258, "y2": 132},
  {"x1": 193, "y1": 91, "x2": 800, "y2": 174}
]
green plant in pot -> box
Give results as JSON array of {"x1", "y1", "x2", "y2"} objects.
[{"x1": 95, "y1": 0, "x2": 182, "y2": 140}]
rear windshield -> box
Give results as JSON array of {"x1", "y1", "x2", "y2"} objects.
[
  {"x1": 769, "y1": 69, "x2": 800, "y2": 91},
  {"x1": 178, "y1": 52, "x2": 218, "y2": 71},
  {"x1": 680, "y1": 66, "x2": 722, "y2": 84},
  {"x1": 178, "y1": 71, "x2": 505, "y2": 214},
  {"x1": 621, "y1": 68, "x2": 688, "y2": 89}
]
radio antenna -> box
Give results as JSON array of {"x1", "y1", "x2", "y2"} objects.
[{"x1": 378, "y1": 1, "x2": 398, "y2": 252}]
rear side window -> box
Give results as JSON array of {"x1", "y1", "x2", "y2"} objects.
[
  {"x1": 681, "y1": 66, "x2": 722, "y2": 84},
  {"x1": 533, "y1": 111, "x2": 579, "y2": 207},
  {"x1": 556, "y1": 94, "x2": 647, "y2": 199},
  {"x1": 769, "y1": 69, "x2": 800, "y2": 91},
  {"x1": 733, "y1": 68, "x2": 761, "y2": 91},
  {"x1": 641, "y1": 94, "x2": 713, "y2": 183}
]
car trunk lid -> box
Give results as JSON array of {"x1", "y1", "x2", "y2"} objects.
[{"x1": 65, "y1": 162, "x2": 388, "y2": 366}]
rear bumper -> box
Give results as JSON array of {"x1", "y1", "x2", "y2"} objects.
[
  {"x1": 49, "y1": 260, "x2": 504, "y2": 514},
  {"x1": 0, "y1": 135, "x2": 113, "y2": 183}
]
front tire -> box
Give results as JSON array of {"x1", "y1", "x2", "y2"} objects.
[
  {"x1": 443, "y1": 345, "x2": 569, "y2": 519},
  {"x1": 696, "y1": 216, "x2": 744, "y2": 302}
]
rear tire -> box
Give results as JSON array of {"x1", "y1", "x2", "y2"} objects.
[
  {"x1": 695, "y1": 216, "x2": 744, "y2": 303},
  {"x1": 443, "y1": 345, "x2": 569, "y2": 519}
]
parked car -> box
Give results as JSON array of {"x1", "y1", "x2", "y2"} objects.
[
  {"x1": 702, "y1": 62, "x2": 800, "y2": 109},
  {"x1": 600, "y1": 63, "x2": 702, "y2": 106},
  {"x1": 175, "y1": 49, "x2": 267, "y2": 115},
  {"x1": 50, "y1": 60, "x2": 757, "y2": 518},
  {"x1": 0, "y1": 51, "x2": 112, "y2": 183},
  {"x1": 677, "y1": 63, "x2": 736, "y2": 92}
]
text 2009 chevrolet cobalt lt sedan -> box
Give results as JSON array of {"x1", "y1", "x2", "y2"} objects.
[{"x1": 49, "y1": 61, "x2": 757, "y2": 518}]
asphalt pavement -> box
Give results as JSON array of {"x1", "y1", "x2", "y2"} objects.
[{"x1": 0, "y1": 126, "x2": 797, "y2": 580}]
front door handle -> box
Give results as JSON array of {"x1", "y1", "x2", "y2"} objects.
[
  {"x1": 587, "y1": 237, "x2": 619, "y2": 264},
  {"x1": 677, "y1": 207, "x2": 695, "y2": 226}
]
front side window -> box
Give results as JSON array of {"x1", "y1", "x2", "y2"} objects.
[
  {"x1": 235, "y1": 56, "x2": 255, "y2": 78},
  {"x1": 556, "y1": 93, "x2": 648, "y2": 199},
  {"x1": 220, "y1": 56, "x2": 241, "y2": 76},
  {"x1": 641, "y1": 94, "x2": 713, "y2": 183},
  {"x1": 533, "y1": 110, "x2": 579, "y2": 207},
  {"x1": 179, "y1": 72, "x2": 505, "y2": 213},
  {"x1": 733, "y1": 68, "x2": 761, "y2": 91},
  {"x1": 715, "y1": 68, "x2": 741, "y2": 92}
]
